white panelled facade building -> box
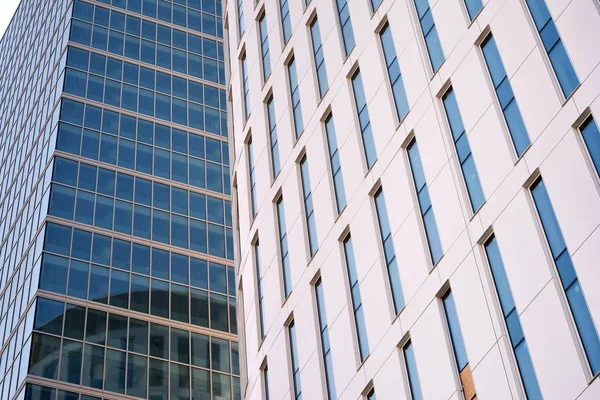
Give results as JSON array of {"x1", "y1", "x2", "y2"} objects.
[{"x1": 224, "y1": 0, "x2": 600, "y2": 398}]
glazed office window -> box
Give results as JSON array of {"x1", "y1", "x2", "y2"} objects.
[
  {"x1": 40, "y1": 222, "x2": 237, "y2": 333},
  {"x1": 370, "y1": 0, "x2": 383, "y2": 12},
  {"x1": 310, "y1": 17, "x2": 328, "y2": 98},
  {"x1": 300, "y1": 155, "x2": 318, "y2": 256},
  {"x1": 267, "y1": 95, "x2": 281, "y2": 177},
  {"x1": 248, "y1": 136, "x2": 257, "y2": 218},
  {"x1": 343, "y1": 235, "x2": 369, "y2": 360},
  {"x1": 367, "y1": 389, "x2": 377, "y2": 400},
  {"x1": 463, "y1": 0, "x2": 483, "y2": 20},
  {"x1": 374, "y1": 188, "x2": 404, "y2": 313},
  {"x1": 524, "y1": 0, "x2": 579, "y2": 97},
  {"x1": 379, "y1": 22, "x2": 409, "y2": 122},
  {"x1": 324, "y1": 114, "x2": 347, "y2": 213},
  {"x1": 579, "y1": 116, "x2": 600, "y2": 176},
  {"x1": 57, "y1": 98, "x2": 230, "y2": 196},
  {"x1": 255, "y1": 240, "x2": 266, "y2": 338},
  {"x1": 280, "y1": 0, "x2": 292, "y2": 44},
  {"x1": 288, "y1": 321, "x2": 302, "y2": 400},
  {"x1": 263, "y1": 364, "x2": 271, "y2": 400},
  {"x1": 335, "y1": 0, "x2": 355, "y2": 56},
  {"x1": 480, "y1": 35, "x2": 530, "y2": 156},
  {"x1": 531, "y1": 179, "x2": 600, "y2": 373},
  {"x1": 277, "y1": 196, "x2": 292, "y2": 297},
  {"x1": 242, "y1": 53, "x2": 250, "y2": 120},
  {"x1": 484, "y1": 236, "x2": 542, "y2": 399},
  {"x1": 288, "y1": 57, "x2": 304, "y2": 138},
  {"x1": 407, "y1": 139, "x2": 443, "y2": 264},
  {"x1": 49, "y1": 157, "x2": 233, "y2": 259},
  {"x1": 70, "y1": 1, "x2": 225, "y2": 83},
  {"x1": 315, "y1": 279, "x2": 336, "y2": 400},
  {"x1": 414, "y1": 0, "x2": 444, "y2": 72},
  {"x1": 259, "y1": 13, "x2": 272, "y2": 81},
  {"x1": 63, "y1": 47, "x2": 228, "y2": 134},
  {"x1": 403, "y1": 341, "x2": 423, "y2": 400},
  {"x1": 351, "y1": 69, "x2": 377, "y2": 168},
  {"x1": 237, "y1": 0, "x2": 245, "y2": 38},
  {"x1": 441, "y1": 87, "x2": 485, "y2": 211}
]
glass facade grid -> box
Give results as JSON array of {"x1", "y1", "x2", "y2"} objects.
[
  {"x1": 288, "y1": 57, "x2": 304, "y2": 139},
  {"x1": 309, "y1": 17, "x2": 328, "y2": 99},
  {"x1": 259, "y1": 13, "x2": 271, "y2": 82},
  {"x1": 351, "y1": 69, "x2": 377, "y2": 169},
  {"x1": 335, "y1": 0, "x2": 355, "y2": 57},
  {"x1": 379, "y1": 23, "x2": 409, "y2": 122},
  {"x1": 414, "y1": 0, "x2": 444, "y2": 72}
]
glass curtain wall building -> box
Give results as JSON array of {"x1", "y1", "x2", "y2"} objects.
[
  {"x1": 0, "y1": 0, "x2": 238, "y2": 399},
  {"x1": 227, "y1": 0, "x2": 600, "y2": 399}
]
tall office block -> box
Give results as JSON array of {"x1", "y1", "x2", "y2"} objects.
[
  {"x1": 0, "y1": 0, "x2": 239, "y2": 399},
  {"x1": 226, "y1": 0, "x2": 600, "y2": 399}
]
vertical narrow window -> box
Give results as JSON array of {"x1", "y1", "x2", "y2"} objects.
[
  {"x1": 463, "y1": 0, "x2": 483, "y2": 21},
  {"x1": 374, "y1": 188, "x2": 404, "y2": 313},
  {"x1": 351, "y1": 69, "x2": 377, "y2": 168},
  {"x1": 441, "y1": 87, "x2": 485, "y2": 211},
  {"x1": 484, "y1": 236, "x2": 542, "y2": 399},
  {"x1": 524, "y1": 0, "x2": 579, "y2": 97},
  {"x1": 288, "y1": 57, "x2": 304, "y2": 138},
  {"x1": 242, "y1": 53, "x2": 250, "y2": 120},
  {"x1": 324, "y1": 114, "x2": 347, "y2": 213},
  {"x1": 288, "y1": 321, "x2": 302, "y2": 400},
  {"x1": 407, "y1": 139, "x2": 443, "y2": 264},
  {"x1": 579, "y1": 116, "x2": 600, "y2": 176},
  {"x1": 370, "y1": 0, "x2": 383, "y2": 12},
  {"x1": 267, "y1": 95, "x2": 281, "y2": 177},
  {"x1": 248, "y1": 137, "x2": 257, "y2": 218},
  {"x1": 343, "y1": 234, "x2": 370, "y2": 361},
  {"x1": 237, "y1": 0, "x2": 245, "y2": 38},
  {"x1": 310, "y1": 17, "x2": 328, "y2": 98},
  {"x1": 403, "y1": 341, "x2": 423, "y2": 400},
  {"x1": 259, "y1": 13, "x2": 271, "y2": 81},
  {"x1": 255, "y1": 240, "x2": 266, "y2": 339},
  {"x1": 530, "y1": 178, "x2": 600, "y2": 374},
  {"x1": 414, "y1": 0, "x2": 444, "y2": 72},
  {"x1": 277, "y1": 196, "x2": 292, "y2": 297},
  {"x1": 300, "y1": 155, "x2": 317, "y2": 256},
  {"x1": 379, "y1": 23, "x2": 409, "y2": 122},
  {"x1": 280, "y1": 0, "x2": 292, "y2": 44},
  {"x1": 442, "y1": 290, "x2": 476, "y2": 398},
  {"x1": 335, "y1": 0, "x2": 355, "y2": 56},
  {"x1": 263, "y1": 364, "x2": 271, "y2": 400},
  {"x1": 480, "y1": 35, "x2": 530, "y2": 156},
  {"x1": 315, "y1": 279, "x2": 336, "y2": 400},
  {"x1": 367, "y1": 388, "x2": 376, "y2": 400}
]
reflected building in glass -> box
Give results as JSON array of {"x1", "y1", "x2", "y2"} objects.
[{"x1": 0, "y1": 0, "x2": 238, "y2": 399}]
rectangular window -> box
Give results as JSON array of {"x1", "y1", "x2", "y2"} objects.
[
  {"x1": 277, "y1": 196, "x2": 292, "y2": 297},
  {"x1": 367, "y1": 389, "x2": 376, "y2": 400},
  {"x1": 579, "y1": 116, "x2": 600, "y2": 176},
  {"x1": 310, "y1": 17, "x2": 328, "y2": 98},
  {"x1": 524, "y1": 0, "x2": 579, "y2": 97},
  {"x1": 280, "y1": 0, "x2": 292, "y2": 44},
  {"x1": 263, "y1": 364, "x2": 271, "y2": 400},
  {"x1": 267, "y1": 95, "x2": 281, "y2": 176},
  {"x1": 255, "y1": 240, "x2": 266, "y2": 338},
  {"x1": 288, "y1": 57, "x2": 304, "y2": 138},
  {"x1": 351, "y1": 69, "x2": 377, "y2": 168},
  {"x1": 237, "y1": 0, "x2": 245, "y2": 37},
  {"x1": 259, "y1": 13, "x2": 271, "y2": 81},
  {"x1": 379, "y1": 23, "x2": 409, "y2": 122},
  {"x1": 335, "y1": 0, "x2": 355, "y2": 56},
  {"x1": 370, "y1": 0, "x2": 383, "y2": 11},
  {"x1": 463, "y1": 0, "x2": 483, "y2": 20},
  {"x1": 531, "y1": 178, "x2": 600, "y2": 374},
  {"x1": 242, "y1": 53, "x2": 250, "y2": 120},
  {"x1": 480, "y1": 35, "x2": 530, "y2": 156},
  {"x1": 288, "y1": 321, "x2": 302, "y2": 400},
  {"x1": 414, "y1": 0, "x2": 444, "y2": 72},
  {"x1": 484, "y1": 236, "x2": 542, "y2": 399},
  {"x1": 324, "y1": 114, "x2": 347, "y2": 213},
  {"x1": 248, "y1": 137, "x2": 257, "y2": 218},
  {"x1": 343, "y1": 234, "x2": 369, "y2": 361},
  {"x1": 442, "y1": 290, "x2": 469, "y2": 373},
  {"x1": 403, "y1": 341, "x2": 423, "y2": 400},
  {"x1": 300, "y1": 155, "x2": 318, "y2": 256},
  {"x1": 441, "y1": 87, "x2": 485, "y2": 211},
  {"x1": 315, "y1": 279, "x2": 336, "y2": 400},
  {"x1": 374, "y1": 188, "x2": 404, "y2": 313},
  {"x1": 407, "y1": 139, "x2": 443, "y2": 264}
]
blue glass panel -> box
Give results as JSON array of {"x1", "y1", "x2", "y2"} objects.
[
  {"x1": 580, "y1": 117, "x2": 600, "y2": 175},
  {"x1": 443, "y1": 292, "x2": 468, "y2": 370},
  {"x1": 566, "y1": 282, "x2": 600, "y2": 374}
]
